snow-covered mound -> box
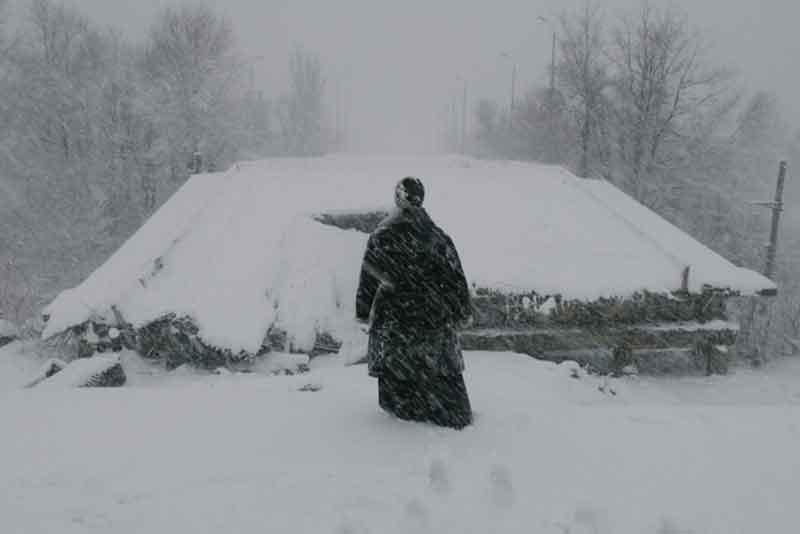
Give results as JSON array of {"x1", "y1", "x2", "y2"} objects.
[
  {"x1": 0, "y1": 318, "x2": 20, "y2": 340},
  {"x1": 0, "y1": 341, "x2": 43, "y2": 390},
  {"x1": 42, "y1": 155, "x2": 775, "y2": 353},
  {"x1": 22, "y1": 358, "x2": 67, "y2": 388},
  {"x1": 2, "y1": 352, "x2": 800, "y2": 533},
  {"x1": 37, "y1": 354, "x2": 126, "y2": 389}
]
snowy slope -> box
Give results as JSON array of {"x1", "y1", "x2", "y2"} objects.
[
  {"x1": 42, "y1": 155, "x2": 776, "y2": 353},
  {"x1": 0, "y1": 341, "x2": 44, "y2": 390},
  {"x1": 578, "y1": 179, "x2": 772, "y2": 296},
  {"x1": 0, "y1": 319, "x2": 20, "y2": 339},
  {"x1": 2, "y1": 351, "x2": 800, "y2": 533}
]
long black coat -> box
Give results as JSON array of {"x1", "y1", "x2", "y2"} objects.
[{"x1": 356, "y1": 206, "x2": 472, "y2": 378}]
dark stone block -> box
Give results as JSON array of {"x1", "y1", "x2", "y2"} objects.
[
  {"x1": 137, "y1": 314, "x2": 251, "y2": 370},
  {"x1": 470, "y1": 288, "x2": 731, "y2": 330},
  {"x1": 81, "y1": 361, "x2": 127, "y2": 388},
  {"x1": 43, "y1": 359, "x2": 67, "y2": 378}
]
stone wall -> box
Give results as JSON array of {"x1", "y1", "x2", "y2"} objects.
[{"x1": 44, "y1": 212, "x2": 746, "y2": 375}]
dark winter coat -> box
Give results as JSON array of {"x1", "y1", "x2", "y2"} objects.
[{"x1": 356, "y1": 206, "x2": 472, "y2": 378}]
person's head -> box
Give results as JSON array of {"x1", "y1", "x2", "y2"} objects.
[{"x1": 394, "y1": 177, "x2": 425, "y2": 209}]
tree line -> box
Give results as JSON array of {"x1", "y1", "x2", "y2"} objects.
[{"x1": 0, "y1": 0, "x2": 334, "y2": 322}]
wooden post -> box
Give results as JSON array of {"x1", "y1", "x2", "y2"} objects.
[
  {"x1": 680, "y1": 265, "x2": 690, "y2": 293},
  {"x1": 764, "y1": 161, "x2": 788, "y2": 280},
  {"x1": 191, "y1": 152, "x2": 203, "y2": 175},
  {"x1": 738, "y1": 161, "x2": 788, "y2": 365}
]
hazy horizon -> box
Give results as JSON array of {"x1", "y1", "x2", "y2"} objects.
[{"x1": 11, "y1": 0, "x2": 800, "y2": 153}]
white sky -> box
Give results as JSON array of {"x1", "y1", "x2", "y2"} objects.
[{"x1": 17, "y1": 0, "x2": 800, "y2": 153}]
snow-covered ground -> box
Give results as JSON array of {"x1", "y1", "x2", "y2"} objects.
[{"x1": 2, "y1": 342, "x2": 800, "y2": 534}]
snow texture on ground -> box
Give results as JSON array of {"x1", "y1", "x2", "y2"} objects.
[
  {"x1": 42, "y1": 155, "x2": 775, "y2": 354},
  {"x1": 2, "y1": 342, "x2": 800, "y2": 534},
  {"x1": 0, "y1": 341, "x2": 44, "y2": 390},
  {"x1": 0, "y1": 319, "x2": 20, "y2": 339}
]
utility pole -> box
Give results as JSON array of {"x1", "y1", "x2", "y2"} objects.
[
  {"x1": 739, "y1": 161, "x2": 789, "y2": 365},
  {"x1": 248, "y1": 55, "x2": 265, "y2": 98},
  {"x1": 501, "y1": 52, "x2": 517, "y2": 129},
  {"x1": 764, "y1": 161, "x2": 788, "y2": 280},
  {"x1": 460, "y1": 80, "x2": 468, "y2": 154},
  {"x1": 450, "y1": 99, "x2": 457, "y2": 151},
  {"x1": 549, "y1": 30, "x2": 556, "y2": 107},
  {"x1": 249, "y1": 64, "x2": 255, "y2": 96},
  {"x1": 510, "y1": 63, "x2": 517, "y2": 128},
  {"x1": 537, "y1": 16, "x2": 557, "y2": 108},
  {"x1": 538, "y1": 15, "x2": 559, "y2": 163},
  {"x1": 334, "y1": 79, "x2": 341, "y2": 150}
]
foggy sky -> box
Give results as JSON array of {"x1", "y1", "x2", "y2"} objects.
[{"x1": 24, "y1": 0, "x2": 800, "y2": 153}]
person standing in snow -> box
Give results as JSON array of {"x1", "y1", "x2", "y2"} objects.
[{"x1": 356, "y1": 177, "x2": 473, "y2": 429}]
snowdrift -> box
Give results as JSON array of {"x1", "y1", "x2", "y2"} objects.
[
  {"x1": 42, "y1": 155, "x2": 775, "y2": 354},
  {"x1": 2, "y1": 350, "x2": 800, "y2": 533}
]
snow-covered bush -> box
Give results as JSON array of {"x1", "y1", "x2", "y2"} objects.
[{"x1": 0, "y1": 318, "x2": 20, "y2": 348}]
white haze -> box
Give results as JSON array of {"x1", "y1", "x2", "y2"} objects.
[{"x1": 16, "y1": 0, "x2": 798, "y2": 153}]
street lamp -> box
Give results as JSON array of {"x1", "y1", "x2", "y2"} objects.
[
  {"x1": 537, "y1": 16, "x2": 557, "y2": 106},
  {"x1": 500, "y1": 52, "x2": 517, "y2": 128},
  {"x1": 455, "y1": 75, "x2": 468, "y2": 154}
]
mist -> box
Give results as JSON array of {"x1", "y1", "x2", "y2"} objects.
[{"x1": 27, "y1": 0, "x2": 798, "y2": 153}]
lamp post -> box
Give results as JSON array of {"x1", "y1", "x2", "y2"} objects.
[
  {"x1": 537, "y1": 16, "x2": 557, "y2": 110},
  {"x1": 500, "y1": 52, "x2": 517, "y2": 129},
  {"x1": 537, "y1": 15, "x2": 560, "y2": 163},
  {"x1": 248, "y1": 55, "x2": 266, "y2": 97}
]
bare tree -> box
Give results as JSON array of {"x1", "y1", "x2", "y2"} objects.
[
  {"x1": 513, "y1": 86, "x2": 572, "y2": 164},
  {"x1": 0, "y1": 1, "x2": 270, "y2": 322},
  {"x1": 282, "y1": 47, "x2": 325, "y2": 157},
  {"x1": 0, "y1": 1, "x2": 123, "y2": 319},
  {"x1": 0, "y1": 0, "x2": 14, "y2": 66},
  {"x1": 557, "y1": 2, "x2": 608, "y2": 177},
  {"x1": 29, "y1": 0, "x2": 89, "y2": 74},
  {"x1": 608, "y1": 2, "x2": 733, "y2": 202},
  {"x1": 143, "y1": 4, "x2": 242, "y2": 175}
]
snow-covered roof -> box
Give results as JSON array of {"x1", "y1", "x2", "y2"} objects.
[{"x1": 42, "y1": 155, "x2": 775, "y2": 353}]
